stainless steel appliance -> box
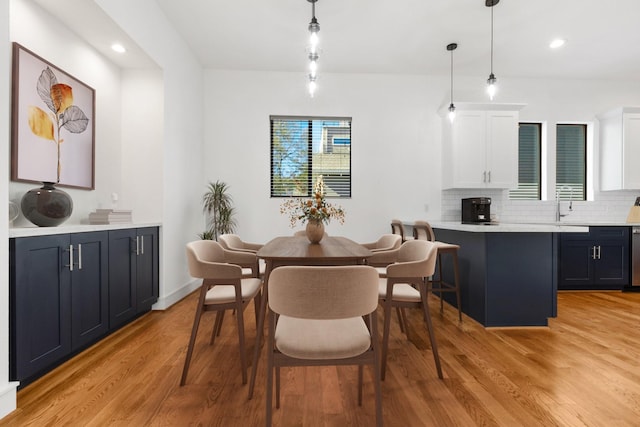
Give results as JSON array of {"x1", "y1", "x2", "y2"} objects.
[
  {"x1": 632, "y1": 226, "x2": 640, "y2": 287},
  {"x1": 461, "y1": 197, "x2": 491, "y2": 224}
]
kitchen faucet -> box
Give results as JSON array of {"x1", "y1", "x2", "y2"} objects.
[{"x1": 556, "y1": 185, "x2": 574, "y2": 222}]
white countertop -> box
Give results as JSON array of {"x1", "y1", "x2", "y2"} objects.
[
  {"x1": 421, "y1": 221, "x2": 590, "y2": 233},
  {"x1": 9, "y1": 222, "x2": 162, "y2": 238}
]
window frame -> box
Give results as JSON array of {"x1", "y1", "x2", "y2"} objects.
[
  {"x1": 556, "y1": 123, "x2": 587, "y2": 201},
  {"x1": 270, "y1": 115, "x2": 352, "y2": 199},
  {"x1": 509, "y1": 122, "x2": 542, "y2": 200}
]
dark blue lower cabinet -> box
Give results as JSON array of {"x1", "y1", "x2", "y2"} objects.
[
  {"x1": 108, "y1": 227, "x2": 159, "y2": 330},
  {"x1": 559, "y1": 227, "x2": 629, "y2": 290},
  {"x1": 10, "y1": 227, "x2": 158, "y2": 387},
  {"x1": 434, "y1": 229, "x2": 557, "y2": 327},
  {"x1": 10, "y1": 232, "x2": 108, "y2": 386}
]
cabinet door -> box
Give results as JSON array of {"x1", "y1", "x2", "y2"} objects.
[
  {"x1": 558, "y1": 234, "x2": 593, "y2": 289},
  {"x1": 70, "y1": 232, "x2": 109, "y2": 351},
  {"x1": 135, "y1": 227, "x2": 159, "y2": 313},
  {"x1": 450, "y1": 111, "x2": 486, "y2": 188},
  {"x1": 622, "y1": 113, "x2": 640, "y2": 189},
  {"x1": 108, "y1": 229, "x2": 137, "y2": 329},
  {"x1": 592, "y1": 227, "x2": 629, "y2": 288},
  {"x1": 485, "y1": 111, "x2": 518, "y2": 188},
  {"x1": 11, "y1": 235, "x2": 72, "y2": 382}
]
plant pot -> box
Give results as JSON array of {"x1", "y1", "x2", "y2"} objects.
[
  {"x1": 305, "y1": 220, "x2": 325, "y2": 244},
  {"x1": 21, "y1": 182, "x2": 73, "y2": 227}
]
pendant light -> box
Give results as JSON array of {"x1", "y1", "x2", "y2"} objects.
[
  {"x1": 447, "y1": 43, "x2": 458, "y2": 123},
  {"x1": 307, "y1": 0, "x2": 320, "y2": 97},
  {"x1": 486, "y1": 0, "x2": 499, "y2": 100}
]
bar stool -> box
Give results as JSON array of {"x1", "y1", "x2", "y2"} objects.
[
  {"x1": 390, "y1": 219, "x2": 413, "y2": 242},
  {"x1": 413, "y1": 220, "x2": 462, "y2": 321}
]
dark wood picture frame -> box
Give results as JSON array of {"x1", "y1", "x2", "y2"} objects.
[{"x1": 11, "y1": 42, "x2": 95, "y2": 190}]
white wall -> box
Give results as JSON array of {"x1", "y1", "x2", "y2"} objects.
[
  {"x1": 9, "y1": 0, "x2": 125, "y2": 224},
  {"x1": 205, "y1": 71, "x2": 640, "y2": 241},
  {"x1": 97, "y1": 0, "x2": 205, "y2": 306},
  {"x1": 0, "y1": 0, "x2": 17, "y2": 419},
  {"x1": 205, "y1": 70, "x2": 444, "y2": 244}
]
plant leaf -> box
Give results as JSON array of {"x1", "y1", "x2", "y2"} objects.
[
  {"x1": 27, "y1": 106, "x2": 54, "y2": 140},
  {"x1": 61, "y1": 105, "x2": 89, "y2": 133},
  {"x1": 50, "y1": 83, "x2": 73, "y2": 114},
  {"x1": 36, "y1": 67, "x2": 57, "y2": 113}
]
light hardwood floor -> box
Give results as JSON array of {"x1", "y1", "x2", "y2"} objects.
[{"x1": 3, "y1": 290, "x2": 640, "y2": 426}]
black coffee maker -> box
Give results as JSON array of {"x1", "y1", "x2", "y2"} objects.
[{"x1": 461, "y1": 197, "x2": 492, "y2": 224}]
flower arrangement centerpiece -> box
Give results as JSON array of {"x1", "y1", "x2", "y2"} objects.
[{"x1": 280, "y1": 175, "x2": 345, "y2": 243}]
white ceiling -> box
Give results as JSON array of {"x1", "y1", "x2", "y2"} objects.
[{"x1": 33, "y1": 0, "x2": 640, "y2": 81}]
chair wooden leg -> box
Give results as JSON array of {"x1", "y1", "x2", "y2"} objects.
[
  {"x1": 180, "y1": 285, "x2": 208, "y2": 386},
  {"x1": 437, "y1": 253, "x2": 445, "y2": 313},
  {"x1": 399, "y1": 307, "x2": 409, "y2": 337},
  {"x1": 266, "y1": 312, "x2": 274, "y2": 427},
  {"x1": 370, "y1": 311, "x2": 383, "y2": 427},
  {"x1": 275, "y1": 366, "x2": 281, "y2": 409},
  {"x1": 358, "y1": 365, "x2": 363, "y2": 406},
  {"x1": 210, "y1": 310, "x2": 224, "y2": 345},
  {"x1": 395, "y1": 306, "x2": 405, "y2": 334},
  {"x1": 420, "y1": 285, "x2": 443, "y2": 379},
  {"x1": 236, "y1": 303, "x2": 248, "y2": 385},
  {"x1": 380, "y1": 300, "x2": 393, "y2": 381},
  {"x1": 452, "y1": 250, "x2": 462, "y2": 322}
]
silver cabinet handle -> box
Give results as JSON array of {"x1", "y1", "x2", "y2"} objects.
[
  {"x1": 140, "y1": 236, "x2": 144, "y2": 255},
  {"x1": 66, "y1": 244, "x2": 74, "y2": 271},
  {"x1": 596, "y1": 245, "x2": 601, "y2": 260},
  {"x1": 483, "y1": 171, "x2": 487, "y2": 183},
  {"x1": 591, "y1": 246, "x2": 596, "y2": 260},
  {"x1": 135, "y1": 236, "x2": 140, "y2": 256},
  {"x1": 488, "y1": 171, "x2": 491, "y2": 183},
  {"x1": 78, "y1": 243, "x2": 82, "y2": 270}
]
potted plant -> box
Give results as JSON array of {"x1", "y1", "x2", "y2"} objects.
[{"x1": 201, "y1": 180, "x2": 237, "y2": 240}]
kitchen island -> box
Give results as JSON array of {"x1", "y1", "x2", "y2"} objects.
[{"x1": 410, "y1": 222, "x2": 588, "y2": 327}]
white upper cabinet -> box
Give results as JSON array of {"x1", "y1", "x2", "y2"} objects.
[
  {"x1": 442, "y1": 103, "x2": 524, "y2": 189},
  {"x1": 599, "y1": 107, "x2": 640, "y2": 191}
]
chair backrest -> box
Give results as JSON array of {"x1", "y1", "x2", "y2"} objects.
[
  {"x1": 390, "y1": 219, "x2": 405, "y2": 240},
  {"x1": 218, "y1": 234, "x2": 245, "y2": 250},
  {"x1": 185, "y1": 240, "x2": 239, "y2": 279},
  {"x1": 388, "y1": 240, "x2": 438, "y2": 278},
  {"x1": 374, "y1": 234, "x2": 402, "y2": 251},
  {"x1": 413, "y1": 220, "x2": 436, "y2": 242},
  {"x1": 268, "y1": 265, "x2": 379, "y2": 320}
]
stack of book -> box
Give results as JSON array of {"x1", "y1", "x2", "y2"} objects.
[{"x1": 88, "y1": 209, "x2": 133, "y2": 224}]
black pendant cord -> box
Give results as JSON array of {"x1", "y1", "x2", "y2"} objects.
[
  {"x1": 490, "y1": 4, "x2": 494, "y2": 75},
  {"x1": 450, "y1": 48, "x2": 454, "y2": 104}
]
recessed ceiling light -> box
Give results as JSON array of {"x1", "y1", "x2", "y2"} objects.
[
  {"x1": 111, "y1": 43, "x2": 126, "y2": 53},
  {"x1": 549, "y1": 38, "x2": 566, "y2": 49}
]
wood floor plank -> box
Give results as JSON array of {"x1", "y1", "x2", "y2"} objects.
[{"x1": 3, "y1": 290, "x2": 640, "y2": 426}]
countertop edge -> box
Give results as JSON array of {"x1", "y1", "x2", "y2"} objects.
[{"x1": 9, "y1": 222, "x2": 162, "y2": 238}]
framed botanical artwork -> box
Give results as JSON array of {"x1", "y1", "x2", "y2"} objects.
[{"x1": 11, "y1": 42, "x2": 95, "y2": 190}]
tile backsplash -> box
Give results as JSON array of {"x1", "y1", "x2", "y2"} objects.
[{"x1": 442, "y1": 189, "x2": 640, "y2": 223}]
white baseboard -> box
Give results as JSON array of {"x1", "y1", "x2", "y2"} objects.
[
  {"x1": 0, "y1": 381, "x2": 19, "y2": 420},
  {"x1": 152, "y1": 279, "x2": 200, "y2": 310}
]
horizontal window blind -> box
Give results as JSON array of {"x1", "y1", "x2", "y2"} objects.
[
  {"x1": 509, "y1": 123, "x2": 541, "y2": 200},
  {"x1": 556, "y1": 124, "x2": 586, "y2": 201},
  {"x1": 271, "y1": 116, "x2": 351, "y2": 198}
]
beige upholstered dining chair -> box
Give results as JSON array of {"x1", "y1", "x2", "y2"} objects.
[
  {"x1": 180, "y1": 240, "x2": 262, "y2": 386},
  {"x1": 390, "y1": 219, "x2": 412, "y2": 242},
  {"x1": 413, "y1": 220, "x2": 462, "y2": 321},
  {"x1": 218, "y1": 233, "x2": 263, "y2": 253},
  {"x1": 218, "y1": 234, "x2": 265, "y2": 278},
  {"x1": 265, "y1": 265, "x2": 382, "y2": 427},
  {"x1": 362, "y1": 234, "x2": 402, "y2": 277},
  {"x1": 379, "y1": 239, "x2": 443, "y2": 381}
]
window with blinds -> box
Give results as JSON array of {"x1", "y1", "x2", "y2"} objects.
[
  {"x1": 270, "y1": 116, "x2": 351, "y2": 198},
  {"x1": 556, "y1": 124, "x2": 586, "y2": 201},
  {"x1": 509, "y1": 123, "x2": 542, "y2": 200}
]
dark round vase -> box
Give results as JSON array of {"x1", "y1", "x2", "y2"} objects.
[{"x1": 21, "y1": 182, "x2": 73, "y2": 227}]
